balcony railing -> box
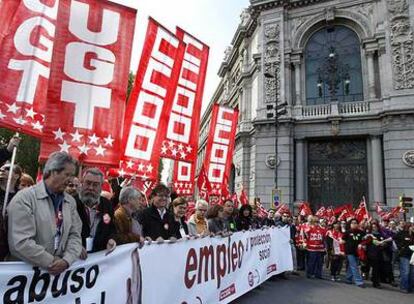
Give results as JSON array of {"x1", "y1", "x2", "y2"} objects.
[
  {"x1": 299, "y1": 101, "x2": 371, "y2": 119},
  {"x1": 339, "y1": 101, "x2": 370, "y2": 114},
  {"x1": 302, "y1": 104, "x2": 331, "y2": 117}
]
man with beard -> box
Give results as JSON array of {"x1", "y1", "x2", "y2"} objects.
[{"x1": 75, "y1": 168, "x2": 117, "y2": 256}]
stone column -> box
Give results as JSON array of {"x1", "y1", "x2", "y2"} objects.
[
  {"x1": 371, "y1": 135, "x2": 384, "y2": 203},
  {"x1": 367, "y1": 51, "x2": 376, "y2": 99},
  {"x1": 293, "y1": 61, "x2": 301, "y2": 105},
  {"x1": 295, "y1": 139, "x2": 305, "y2": 201}
]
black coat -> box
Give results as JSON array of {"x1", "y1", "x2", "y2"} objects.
[
  {"x1": 173, "y1": 218, "x2": 189, "y2": 239},
  {"x1": 138, "y1": 205, "x2": 177, "y2": 240},
  {"x1": 75, "y1": 195, "x2": 117, "y2": 253}
]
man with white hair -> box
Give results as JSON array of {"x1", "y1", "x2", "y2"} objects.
[
  {"x1": 7, "y1": 152, "x2": 81, "y2": 275},
  {"x1": 188, "y1": 199, "x2": 209, "y2": 236},
  {"x1": 114, "y1": 186, "x2": 146, "y2": 245}
]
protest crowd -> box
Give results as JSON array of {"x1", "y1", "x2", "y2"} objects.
[{"x1": 0, "y1": 138, "x2": 413, "y2": 295}]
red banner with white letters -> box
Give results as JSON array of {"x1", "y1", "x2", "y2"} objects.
[
  {"x1": 203, "y1": 104, "x2": 238, "y2": 195},
  {"x1": 172, "y1": 160, "x2": 195, "y2": 195},
  {"x1": 0, "y1": 0, "x2": 59, "y2": 137},
  {"x1": 160, "y1": 27, "x2": 209, "y2": 163},
  {"x1": 39, "y1": 0, "x2": 136, "y2": 166},
  {"x1": 119, "y1": 18, "x2": 185, "y2": 179}
]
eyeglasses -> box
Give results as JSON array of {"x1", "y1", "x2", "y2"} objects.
[
  {"x1": 156, "y1": 194, "x2": 169, "y2": 198},
  {"x1": 67, "y1": 183, "x2": 76, "y2": 188}
]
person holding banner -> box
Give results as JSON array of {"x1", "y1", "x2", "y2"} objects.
[
  {"x1": 188, "y1": 199, "x2": 209, "y2": 236},
  {"x1": 207, "y1": 205, "x2": 226, "y2": 234},
  {"x1": 7, "y1": 152, "x2": 82, "y2": 275},
  {"x1": 138, "y1": 184, "x2": 177, "y2": 241},
  {"x1": 171, "y1": 197, "x2": 189, "y2": 239},
  {"x1": 75, "y1": 168, "x2": 117, "y2": 255},
  {"x1": 114, "y1": 186, "x2": 146, "y2": 245},
  {"x1": 223, "y1": 199, "x2": 238, "y2": 232}
]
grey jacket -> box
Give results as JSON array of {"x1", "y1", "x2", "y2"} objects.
[{"x1": 7, "y1": 181, "x2": 82, "y2": 269}]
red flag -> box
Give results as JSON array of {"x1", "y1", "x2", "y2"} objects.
[
  {"x1": 375, "y1": 202, "x2": 386, "y2": 217},
  {"x1": 36, "y1": 167, "x2": 43, "y2": 183},
  {"x1": 185, "y1": 200, "x2": 196, "y2": 220},
  {"x1": 231, "y1": 192, "x2": 239, "y2": 208},
  {"x1": 240, "y1": 188, "x2": 249, "y2": 206},
  {"x1": 160, "y1": 28, "x2": 209, "y2": 163},
  {"x1": 221, "y1": 174, "x2": 230, "y2": 199},
  {"x1": 196, "y1": 164, "x2": 211, "y2": 200},
  {"x1": 120, "y1": 18, "x2": 185, "y2": 179},
  {"x1": 203, "y1": 104, "x2": 238, "y2": 195},
  {"x1": 276, "y1": 203, "x2": 291, "y2": 216},
  {"x1": 39, "y1": 0, "x2": 136, "y2": 166},
  {"x1": 256, "y1": 201, "x2": 269, "y2": 218},
  {"x1": 173, "y1": 161, "x2": 195, "y2": 196},
  {"x1": 334, "y1": 204, "x2": 353, "y2": 216},
  {"x1": 315, "y1": 206, "x2": 327, "y2": 218},
  {"x1": 354, "y1": 198, "x2": 370, "y2": 222},
  {"x1": 337, "y1": 205, "x2": 355, "y2": 222},
  {"x1": 0, "y1": 0, "x2": 58, "y2": 137},
  {"x1": 298, "y1": 202, "x2": 312, "y2": 217},
  {"x1": 130, "y1": 177, "x2": 156, "y2": 198}
]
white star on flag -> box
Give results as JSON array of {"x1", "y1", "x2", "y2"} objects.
[
  {"x1": 179, "y1": 182, "x2": 184, "y2": 188},
  {"x1": 186, "y1": 146, "x2": 193, "y2": 153},
  {"x1": 32, "y1": 121, "x2": 43, "y2": 131},
  {"x1": 71, "y1": 130, "x2": 83, "y2": 142},
  {"x1": 104, "y1": 135, "x2": 114, "y2": 147},
  {"x1": 177, "y1": 143, "x2": 184, "y2": 151},
  {"x1": 180, "y1": 151, "x2": 187, "y2": 159},
  {"x1": 168, "y1": 140, "x2": 175, "y2": 148},
  {"x1": 88, "y1": 133, "x2": 99, "y2": 145},
  {"x1": 161, "y1": 146, "x2": 168, "y2": 154},
  {"x1": 118, "y1": 168, "x2": 126, "y2": 177},
  {"x1": 171, "y1": 148, "x2": 178, "y2": 156},
  {"x1": 138, "y1": 163, "x2": 145, "y2": 172},
  {"x1": 25, "y1": 108, "x2": 36, "y2": 119},
  {"x1": 78, "y1": 143, "x2": 90, "y2": 155},
  {"x1": 0, "y1": 111, "x2": 5, "y2": 120},
  {"x1": 126, "y1": 160, "x2": 134, "y2": 169},
  {"x1": 146, "y1": 164, "x2": 153, "y2": 173},
  {"x1": 95, "y1": 145, "x2": 106, "y2": 156},
  {"x1": 7, "y1": 103, "x2": 20, "y2": 114},
  {"x1": 53, "y1": 128, "x2": 65, "y2": 141},
  {"x1": 142, "y1": 173, "x2": 148, "y2": 180},
  {"x1": 59, "y1": 141, "x2": 71, "y2": 153},
  {"x1": 13, "y1": 116, "x2": 26, "y2": 125}
]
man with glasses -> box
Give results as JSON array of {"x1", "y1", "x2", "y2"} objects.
[
  {"x1": 138, "y1": 184, "x2": 177, "y2": 240},
  {"x1": 188, "y1": 199, "x2": 209, "y2": 236},
  {"x1": 75, "y1": 168, "x2": 117, "y2": 256}
]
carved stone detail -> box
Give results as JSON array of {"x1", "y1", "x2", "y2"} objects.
[
  {"x1": 402, "y1": 150, "x2": 414, "y2": 168},
  {"x1": 240, "y1": 8, "x2": 251, "y2": 27},
  {"x1": 387, "y1": 0, "x2": 414, "y2": 89},
  {"x1": 265, "y1": 154, "x2": 281, "y2": 169},
  {"x1": 263, "y1": 23, "x2": 281, "y2": 103}
]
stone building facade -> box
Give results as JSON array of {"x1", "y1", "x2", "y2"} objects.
[{"x1": 197, "y1": 0, "x2": 414, "y2": 210}]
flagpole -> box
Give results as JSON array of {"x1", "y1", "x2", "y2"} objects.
[{"x1": 2, "y1": 133, "x2": 19, "y2": 219}]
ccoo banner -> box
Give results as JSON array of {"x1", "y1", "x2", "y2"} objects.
[
  {"x1": 39, "y1": 0, "x2": 136, "y2": 166},
  {"x1": 203, "y1": 104, "x2": 239, "y2": 196},
  {"x1": 120, "y1": 18, "x2": 185, "y2": 179}
]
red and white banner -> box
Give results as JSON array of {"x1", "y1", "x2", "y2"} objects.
[
  {"x1": 160, "y1": 28, "x2": 209, "y2": 163},
  {"x1": 120, "y1": 18, "x2": 185, "y2": 179},
  {"x1": 39, "y1": 0, "x2": 136, "y2": 166},
  {"x1": 173, "y1": 160, "x2": 195, "y2": 195},
  {"x1": 203, "y1": 104, "x2": 238, "y2": 195},
  {"x1": 0, "y1": 0, "x2": 59, "y2": 137},
  {"x1": 139, "y1": 227, "x2": 293, "y2": 303}
]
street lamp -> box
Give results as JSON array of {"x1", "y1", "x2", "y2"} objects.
[{"x1": 264, "y1": 68, "x2": 287, "y2": 192}]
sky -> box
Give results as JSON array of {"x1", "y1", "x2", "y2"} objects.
[{"x1": 111, "y1": 0, "x2": 250, "y2": 114}]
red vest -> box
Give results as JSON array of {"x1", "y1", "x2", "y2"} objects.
[{"x1": 304, "y1": 225, "x2": 326, "y2": 252}]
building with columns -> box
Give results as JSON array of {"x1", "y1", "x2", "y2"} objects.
[{"x1": 197, "y1": 0, "x2": 414, "y2": 210}]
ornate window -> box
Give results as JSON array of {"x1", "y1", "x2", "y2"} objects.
[{"x1": 305, "y1": 25, "x2": 363, "y2": 105}]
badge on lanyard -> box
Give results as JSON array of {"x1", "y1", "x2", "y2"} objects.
[{"x1": 164, "y1": 223, "x2": 169, "y2": 230}]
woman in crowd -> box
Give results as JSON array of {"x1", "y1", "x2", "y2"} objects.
[
  {"x1": 18, "y1": 173, "x2": 34, "y2": 190},
  {"x1": 206, "y1": 205, "x2": 226, "y2": 234},
  {"x1": 394, "y1": 222, "x2": 414, "y2": 293},
  {"x1": 236, "y1": 204, "x2": 253, "y2": 231},
  {"x1": 171, "y1": 197, "x2": 189, "y2": 239},
  {"x1": 342, "y1": 218, "x2": 366, "y2": 288},
  {"x1": 326, "y1": 221, "x2": 345, "y2": 281}
]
